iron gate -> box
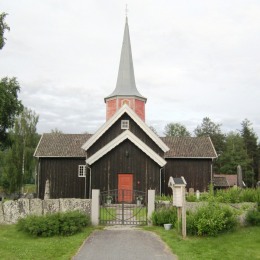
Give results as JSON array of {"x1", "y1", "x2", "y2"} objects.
[{"x1": 100, "y1": 189, "x2": 147, "y2": 225}]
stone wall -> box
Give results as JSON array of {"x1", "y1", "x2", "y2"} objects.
[{"x1": 0, "y1": 198, "x2": 91, "y2": 224}]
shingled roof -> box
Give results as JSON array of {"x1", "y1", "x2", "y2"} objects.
[
  {"x1": 34, "y1": 134, "x2": 217, "y2": 159},
  {"x1": 161, "y1": 136, "x2": 217, "y2": 158},
  {"x1": 34, "y1": 133, "x2": 92, "y2": 157}
]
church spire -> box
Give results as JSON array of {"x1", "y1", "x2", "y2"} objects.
[
  {"x1": 105, "y1": 15, "x2": 146, "y2": 121},
  {"x1": 105, "y1": 16, "x2": 146, "y2": 101}
]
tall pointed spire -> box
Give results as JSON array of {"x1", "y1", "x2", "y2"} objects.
[
  {"x1": 105, "y1": 17, "x2": 146, "y2": 100},
  {"x1": 105, "y1": 15, "x2": 146, "y2": 122}
]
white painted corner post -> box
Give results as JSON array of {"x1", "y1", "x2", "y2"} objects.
[
  {"x1": 147, "y1": 190, "x2": 155, "y2": 226},
  {"x1": 91, "y1": 189, "x2": 100, "y2": 226}
]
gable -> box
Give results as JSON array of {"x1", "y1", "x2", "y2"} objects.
[
  {"x1": 86, "y1": 130, "x2": 167, "y2": 167},
  {"x1": 82, "y1": 104, "x2": 169, "y2": 153}
]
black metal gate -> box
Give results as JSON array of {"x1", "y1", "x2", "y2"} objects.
[{"x1": 100, "y1": 189, "x2": 147, "y2": 225}]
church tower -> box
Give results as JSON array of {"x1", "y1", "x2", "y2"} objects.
[{"x1": 104, "y1": 17, "x2": 147, "y2": 121}]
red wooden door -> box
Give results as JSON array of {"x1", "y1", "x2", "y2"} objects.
[{"x1": 118, "y1": 174, "x2": 133, "y2": 203}]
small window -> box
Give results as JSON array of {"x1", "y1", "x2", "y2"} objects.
[
  {"x1": 121, "y1": 120, "x2": 129, "y2": 129},
  {"x1": 78, "y1": 165, "x2": 86, "y2": 177}
]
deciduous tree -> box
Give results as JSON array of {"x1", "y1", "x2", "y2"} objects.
[
  {"x1": 164, "y1": 123, "x2": 191, "y2": 137},
  {"x1": 1, "y1": 108, "x2": 39, "y2": 193},
  {"x1": 0, "y1": 12, "x2": 10, "y2": 50},
  {"x1": 0, "y1": 77, "x2": 23, "y2": 149}
]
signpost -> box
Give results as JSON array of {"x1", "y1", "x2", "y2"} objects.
[{"x1": 168, "y1": 176, "x2": 187, "y2": 238}]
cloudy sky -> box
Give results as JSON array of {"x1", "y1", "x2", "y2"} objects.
[{"x1": 1, "y1": 0, "x2": 260, "y2": 138}]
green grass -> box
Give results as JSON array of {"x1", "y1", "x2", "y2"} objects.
[
  {"x1": 144, "y1": 226, "x2": 260, "y2": 260},
  {"x1": 0, "y1": 184, "x2": 36, "y2": 194},
  {"x1": 23, "y1": 184, "x2": 36, "y2": 193},
  {"x1": 0, "y1": 224, "x2": 95, "y2": 260},
  {"x1": 100, "y1": 207, "x2": 117, "y2": 221},
  {"x1": 133, "y1": 207, "x2": 147, "y2": 221}
]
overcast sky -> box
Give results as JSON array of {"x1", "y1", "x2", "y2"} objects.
[{"x1": 1, "y1": 0, "x2": 260, "y2": 138}]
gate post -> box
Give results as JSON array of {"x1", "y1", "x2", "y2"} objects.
[
  {"x1": 147, "y1": 190, "x2": 155, "y2": 226},
  {"x1": 91, "y1": 189, "x2": 100, "y2": 226}
]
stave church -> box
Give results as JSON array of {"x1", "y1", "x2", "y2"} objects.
[{"x1": 34, "y1": 17, "x2": 217, "y2": 199}]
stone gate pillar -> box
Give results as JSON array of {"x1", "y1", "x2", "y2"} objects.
[{"x1": 91, "y1": 189, "x2": 100, "y2": 226}]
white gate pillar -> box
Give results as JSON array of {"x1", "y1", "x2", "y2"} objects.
[
  {"x1": 91, "y1": 189, "x2": 100, "y2": 226},
  {"x1": 147, "y1": 190, "x2": 155, "y2": 225}
]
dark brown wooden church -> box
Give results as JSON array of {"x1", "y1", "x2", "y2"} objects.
[{"x1": 34, "y1": 17, "x2": 217, "y2": 199}]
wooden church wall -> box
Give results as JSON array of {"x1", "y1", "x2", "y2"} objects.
[
  {"x1": 88, "y1": 113, "x2": 163, "y2": 157},
  {"x1": 38, "y1": 158, "x2": 88, "y2": 199},
  {"x1": 90, "y1": 140, "x2": 161, "y2": 194},
  {"x1": 162, "y1": 158, "x2": 212, "y2": 195}
]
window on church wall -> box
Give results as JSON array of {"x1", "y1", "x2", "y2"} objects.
[
  {"x1": 121, "y1": 120, "x2": 129, "y2": 129},
  {"x1": 78, "y1": 165, "x2": 86, "y2": 177}
]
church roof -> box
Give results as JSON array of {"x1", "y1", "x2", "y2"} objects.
[
  {"x1": 34, "y1": 133, "x2": 217, "y2": 159},
  {"x1": 105, "y1": 17, "x2": 146, "y2": 101},
  {"x1": 161, "y1": 136, "x2": 217, "y2": 158},
  {"x1": 34, "y1": 133, "x2": 91, "y2": 157}
]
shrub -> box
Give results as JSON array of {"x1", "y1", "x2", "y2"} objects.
[
  {"x1": 186, "y1": 194, "x2": 197, "y2": 202},
  {"x1": 152, "y1": 207, "x2": 177, "y2": 226},
  {"x1": 246, "y1": 203, "x2": 260, "y2": 226},
  {"x1": 17, "y1": 211, "x2": 90, "y2": 237},
  {"x1": 155, "y1": 194, "x2": 172, "y2": 202},
  {"x1": 186, "y1": 203, "x2": 238, "y2": 236}
]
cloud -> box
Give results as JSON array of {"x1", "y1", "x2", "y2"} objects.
[{"x1": 0, "y1": 0, "x2": 259, "y2": 139}]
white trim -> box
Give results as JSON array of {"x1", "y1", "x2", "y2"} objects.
[
  {"x1": 82, "y1": 104, "x2": 169, "y2": 152},
  {"x1": 86, "y1": 130, "x2": 167, "y2": 167},
  {"x1": 208, "y1": 136, "x2": 218, "y2": 158},
  {"x1": 33, "y1": 134, "x2": 44, "y2": 157}
]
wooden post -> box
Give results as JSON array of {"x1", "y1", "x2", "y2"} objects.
[{"x1": 177, "y1": 207, "x2": 181, "y2": 233}]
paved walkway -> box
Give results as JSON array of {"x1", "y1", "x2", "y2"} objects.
[{"x1": 73, "y1": 226, "x2": 177, "y2": 260}]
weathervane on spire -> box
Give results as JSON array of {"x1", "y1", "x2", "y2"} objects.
[{"x1": 125, "y1": 4, "x2": 128, "y2": 17}]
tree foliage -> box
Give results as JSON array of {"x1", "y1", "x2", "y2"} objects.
[
  {"x1": 217, "y1": 132, "x2": 252, "y2": 177},
  {"x1": 194, "y1": 117, "x2": 225, "y2": 154},
  {"x1": 0, "y1": 12, "x2": 10, "y2": 50},
  {"x1": 0, "y1": 77, "x2": 23, "y2": 149},
  {"x1": 164, "y1": 123, "x2": 191, "y2": 137},
  {"x1": 240, "y1": 119, "x2": 259, "y2": 186},
  {"x1": 51, "y1": 128, "x2": 63, "y2": 134},
  {"x1": 1, "y1": 108, "x2": 39, "y2": 193}
]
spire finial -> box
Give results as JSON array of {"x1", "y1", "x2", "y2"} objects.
[{"x1": 125, "y1": 4, "x2": 128, "y2": 18}]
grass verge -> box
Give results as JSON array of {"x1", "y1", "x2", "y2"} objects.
[
  {"x1": 0, "y1": 224, "x2": 96, "y2": 259},
  {"x1": 144, "y1": 226, "x2": 260, "y2": 260}
]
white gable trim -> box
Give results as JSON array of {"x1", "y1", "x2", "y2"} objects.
[
  {"x1": 86, "y1": 130, "x2": 167, "y2": 167},
  {"x1": 82, "y1": 104, "x2": 169, "y2": 152}
]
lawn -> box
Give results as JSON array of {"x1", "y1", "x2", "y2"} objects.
[
  {"x1": 0, "y1": 224, "x2": 95, "y2": 260},
  {"x1": 144, "y1": 226, "x2": 260, "y2": 260}
]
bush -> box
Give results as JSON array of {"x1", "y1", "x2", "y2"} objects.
[
  {"x1": 17, "y1": 211, "x2": 90, "y2": 237},
  {"x1": 187, "y1": 203, "x2": 238, "y2": 236},
  {"x1": 246, "y1": 203, "x2": 260, "y2": 226},
  {"x1": 152, "y1": 207, "x2": 177, "y2": 226}
]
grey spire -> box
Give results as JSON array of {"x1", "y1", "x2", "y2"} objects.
[{"x1": 105, "y1": 17, "x2": 146, "y2": 101}]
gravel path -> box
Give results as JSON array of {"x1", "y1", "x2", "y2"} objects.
[{"x1": 73, "y1": 226, "x2": 177, "y2": 260}]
